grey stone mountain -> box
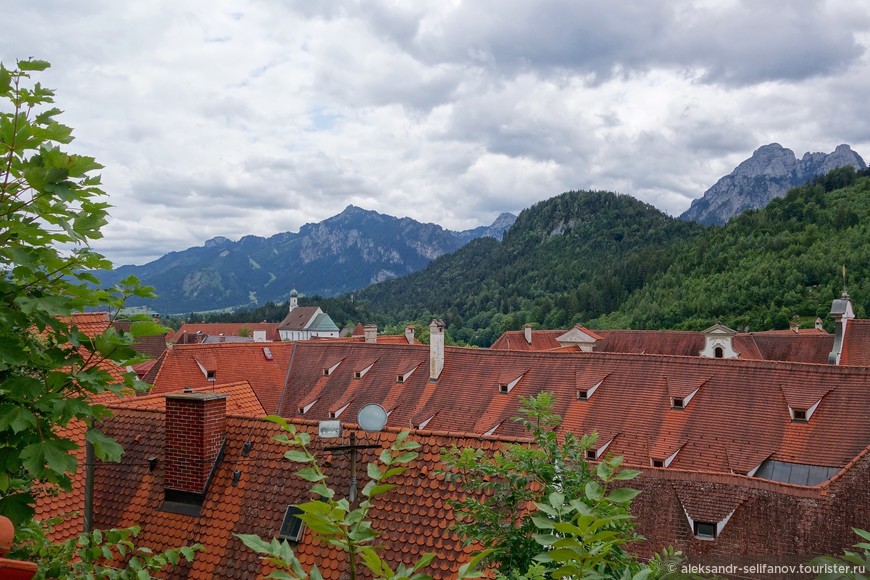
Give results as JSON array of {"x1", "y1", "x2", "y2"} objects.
[
  {"x1": 98, "y1": 205, "x2": 516, "y2": 314},
  {"x1": 680, "y1": 143, "x2": 867, "y2": 226}
]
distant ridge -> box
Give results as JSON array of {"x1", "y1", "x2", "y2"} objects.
[
  {"x1": 680, "y1": 143, "x2": 866, "y2": 225},
  {"x1": 97, "y1": 207, "x2": 516, "y2": 314}
]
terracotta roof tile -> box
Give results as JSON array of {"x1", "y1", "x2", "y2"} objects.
[
  {"x1": 146, "y1": 342, "x2": 295, "y2": 414},
  {"x1": 172, "y1": 323, "x2": 281, "y2": 343},
  {"x1": 276, "y1": 342, "x2": 870, "y2": 475}
]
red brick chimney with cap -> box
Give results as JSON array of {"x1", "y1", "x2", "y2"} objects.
[{"x1": 164, "y1": 391, "x2": 227, "y2": 496}]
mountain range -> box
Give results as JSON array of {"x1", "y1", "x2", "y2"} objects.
[
  {"x1": 101, "y1": 206, "x2": 516, "y2": 314},
  {"x1": 679, "y1": 143, "x2": 866, "y2": 225},
  {"x1": 106, "y1": 142, "x2": 867, "y2": 316}
]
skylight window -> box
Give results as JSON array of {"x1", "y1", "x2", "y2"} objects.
[
  {"x1": 278, "y1": 506, "x2": 305, "y2": 543},
  {"x1": 262, "y1": 347, "x2": 273, "y2": 361}
]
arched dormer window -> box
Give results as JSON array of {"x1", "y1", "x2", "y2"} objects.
[{"x1": 714, "y1": 347, "x2": 723, "y2": 358}]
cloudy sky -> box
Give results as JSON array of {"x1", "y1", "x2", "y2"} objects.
[{"x1": 3, "y1": 1, "x2": 870, "y2": 266}]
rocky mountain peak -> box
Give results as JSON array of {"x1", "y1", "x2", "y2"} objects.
[{"x1": 680, "y1": 143, "x2": 867, "y2": 226}]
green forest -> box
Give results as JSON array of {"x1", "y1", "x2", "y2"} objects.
[{"x1": 205, "y1": 167, "x2": 870, "y2": 346}]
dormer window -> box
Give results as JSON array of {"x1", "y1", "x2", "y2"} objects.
[
  {"x1": 206, "y1": 370, "x2": 216, "y2": 382},
  {"x1": 330, "y1": 402, "x2": 351, "y2": 419},
  {"x1": 714, "y1": 347, "x2": 723, "y2": 358},
  {"x1": 298, "y1": 398, "x2": 318, "y2": 415},
  {"x1": 792, "y1": 409, "x2": 808, "y2": 422},
  {"x1": 354, "y1": 362, "x2": 375, "y2": 380},
  {"x1": 693, "y1": 521, "x2": 717, "y2": 539},
  {"x1": 396, "y1": 365, "x2": 417, "y2": 384},
  {"x1": 576, "y1": 379, "x2": 604, "y2": 401},
  {"x1": 671, "y1": 397, "x2": 684, "y2": 410},
  {"x1": 322, "y1": 360, "x2": 342, "y2": 376},
  {"x1": 498, "y1": 372, "x2": 525, "y2": 394},
  {"x1": 585, "y1": 449, "x2": 597, "y2": 460},
  {"x1": 651, "y1": 459, "x2": 665, "y2": 468}
]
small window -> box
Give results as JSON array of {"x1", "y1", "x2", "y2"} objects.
[
  {"x1": 278, "y1": 506, "x2": 305, "y2": 542},
  {"x1": 671, "y1": 397, "x2": 684, "y2": 410},
  {"x1": 577, "y1": 390, "x2": 588, "y2": 401},
  {"x1": 651, "y1": 459, "x2": 664, "y2": 468},
  {"x1": 694, "y1": 521, "x2": 716, "y2": 539},
  {"x1": 396, "y1": 375, "x2": 404, "y2": 384},
  {"x1": 585, "y1": 449, "x2": 597, "y2": 460},
  {"x1": 354, "y1": 371, "x2": 363, "y2": 379},
  {"x1": 792, "y1": 409, "x2": 807, "y2": 422},
  {"x1": 206, "y1": 370, "x2": 216, "y2": 381},
  {"x1": 322, "y1": 368, "x2": 330, "y2": 376},
  {"x1": 498, "y1": 384, "x2": 509, "y2": 394},
  {"x1": 714, "y1": 347, "x2": 723, "y2": 358}
]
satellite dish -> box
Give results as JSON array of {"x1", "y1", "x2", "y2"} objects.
[{"x1": 357, "y1": 403, "x2": 388, "y2": 432}]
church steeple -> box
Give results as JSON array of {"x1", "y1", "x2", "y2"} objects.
[{"x1": 289, "y1": 288, "x2": 298, "y2": 312}]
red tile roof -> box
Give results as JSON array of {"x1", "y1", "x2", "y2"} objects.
[
  {"x1": 91, "y1": 412, "x2": 491, "y2": 578},
  {"x1": 842, "y1": 319, "x2": 870, "y2": 366},
  {"x1": 276, "y1": 342, "x2": 870, "y2": 475},
  {"x1": 491, "y1": 327, "x2": 834, "y2": 363},
  {"x1": 112, "y1": 382, "x2": 266, "y2": 416},
  {"x1": 172, "y1": 323, "x2": 281, "y2": 343},
  {"x1": 145, "y1": 343, "x2": 295, "y2": 414},
  {"x1": 278, "y1": 307, "x2": 322, "y2": 331}
]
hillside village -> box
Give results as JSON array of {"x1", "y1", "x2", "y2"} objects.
[{"x1": 31, "y1": 286, "x2": 870, "y2": 577}]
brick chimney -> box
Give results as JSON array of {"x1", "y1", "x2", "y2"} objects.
[
  {"x1": 429, "y1": 319, "x2": 445, "y2": 381},
  {"x1": 364, "y1": 324, "x2": 377, "y2": 344},
  {"x1": 164, "y1": 392, "x2": 227, "y2": 507},
  {"x1": 405, "y1": 325, "x2": 415, "y2": 344}
]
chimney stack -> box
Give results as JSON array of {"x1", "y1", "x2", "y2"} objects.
[
  {"x1": 429, "y1": 319, "x2": 445, "y2": 381},
  {"x1": 405, "y1": 325, "x2": 415, "y2": 344},
  {"x1": 364, "y1": 324, "x2": 377, "y2": 344},
  {"x1": 828, "y1": 292, "x2": 855, "y2": 364},
  {"x1": 815, "y1": 317, "x2": 824, "y2": 331},
  {"x1": 164, "y1": 392, "x2": 227, "y2": 498},
  {"x1": 523, "y1": 323, "x2": 533, "y2": 345}
]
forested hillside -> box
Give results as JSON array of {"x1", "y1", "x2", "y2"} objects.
[
  {"x1": 210, "y1": 168, "x2": 870, "y2": 346},
  {"x1": 595, "y1": 167, "x2": 870, "y2": 330},
  {"x1": 353, "y1": 190, "x2": 702, "y2": 345}
]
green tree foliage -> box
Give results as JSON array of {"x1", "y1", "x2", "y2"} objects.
[
  {"x1": 810, "y1": 528, "x2": 870, "y2": 580},
  {"x1": 0, "y1": 59, "x2": 159, "y2": 524},
  {"x1": 354, "y1": 191, "x2": 702, "y2": 345},
  {"x1": 10, "y1": 518, "x2": 202, "y2": 579},
  {"x1": 441, "y1": 393, "x2": 646, "y2": 577},
  {"x1": 597, "y1": 168, "x2": 870, "y2": 331}
]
